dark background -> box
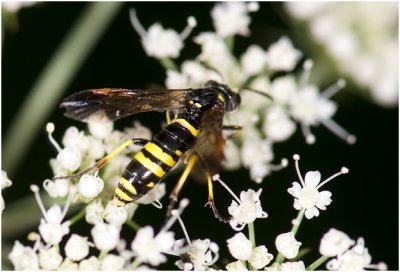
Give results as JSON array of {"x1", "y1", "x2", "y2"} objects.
[{"x1": 2, "y1": 2, "x2": 398, "y2": 270}]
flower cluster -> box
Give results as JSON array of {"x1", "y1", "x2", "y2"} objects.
[
  {"x1": 285, "y1": 2, "x2": 398, "y2": 107},
  {"x1": 5, "y1": 2, "x2": 388, "y2": 271},
  {"x1": 130, "y1": 2, "x2": 355, "y2": 183}
]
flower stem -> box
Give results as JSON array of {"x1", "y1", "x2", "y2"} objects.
[
  {"x1": 248, "y1": 222, "x2": 256, "y2": 247},
  {"x1": 224, "y1": 35, "x2": 235, "y2": 52},
  {"x1": 306, "y1": 255, "x2": 330, "y2": 271},
  {"x1": 98, "y1": 250, "x2": 108, "y2": 260},
  {"x1": 69, "y1": 208, "x2": 86, "y2": 225},
  {"x1": 130, "y1": 258, "x2": 142, "y2": 269},
  {"x1": 159, "y1": 57, "x2": 178, "y2": 71},
  {"x1": 247, "y1": 223, "x2": 256, "y2": 270},
  {"x1": 276, "y1": 209, "x2": 306, "y2": 264},
  {"x1": 126, "y1": 219, "x2": 141, "y2": 231},
  {"x1": 291, "y1": 209, "x2": 305, "y2": 236}
]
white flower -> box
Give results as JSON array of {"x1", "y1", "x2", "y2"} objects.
[
  {"x1": 265, "y1": 36, "x2": 302, "y2": 71},
  {"x1": 78, "y1": 174, "x2": 104, "y2": 198},
  {"x1": 286, "y1": 2, "x2": 398, "y2": 108},
  {"x1": 175, "y1": 238, "x2": 219, "y2": 270},
  {"x1": 241, "y1": 45, "x2": 267, "y2": 76},
  {"x1": 9, "y1": 241, "x2": 39, "y2": 270},
  {"x1": 166, "y1": 70, "x2": 189, "y2": 89},
  {"x1": 241, "y1": 135, "x2": 274, "y2": 182},
  {"x1": 85, "y1": 199, "x2": 104, "y2": 224},
  {"x1": 280, "y1": 261, "x2": 306, "y2": 270},
  {"x1": 275, "y1": 232, "x2": 302, "y2": 259},
  {"x1": 228, "y1": 188, "x2": 268, "y2": 231},
  {"x1": 263, "y1": 105, "x2": 296, "y2": 142},
  {"x1": 104, "y1": 201, "x2": 128, "y2": 226},
  {"x1": 1, "y1": 170, "x2": 13, "y2": 189},
  {"x1": 65, "y1": 234, "x2": 90, "y2": 261},
  {"x1": 62, "y1": 126, "x2": 90, "y2": 152},
  {"x1": 91, "y1": 222, "x2": 120, "y2": 251},
  {"x1": 101, "y1": 254, "x2": 126, "y2": 270},
  {"x1": 320, "y1": 228, "x2": 355, "y2": 257},
  {"x1": 248, "y1": 245, "x2": 273, "y2": 269},
  {"x1": 38, "y1": 205, "x2": 70, "y2": 245},
  {"x1": 1, "y1": 170, "x2": 13, "y2": 214},
  {"x1": 87, "y1": 113, "x2": 114, "y2": 139},
  {"x1": 211, "y1": 2, "x2": 256, "y2": 37},
  {"x1": 79, "y1": 256, "x2": 101, "y2": 270},
  {"x1": 38, "y1": 246, "x2": 63, "y2": 270},
  {"x1": 226, "y1": 260, "x2": 248, "y2": 270},
  {"x1": 43, "y1": 178, "x2": 70, "y2": 198},
  {"x1": 58, "y1": 258, "x2": 78, "y2": 270},
  {"x1": 326, "y1": 238, "x2": 382, "y2": 270},
  {"x1": 56, "y1": 147, "x2": 82, "y2": 172},
  {"x1": 268, "y1": 75, "x2": 297, "y2": 104},
  {"x1": 290, "y1": 85, "x2": 337, "y2": 126},
  {"x1": 227, "y1": 232, "x2": 252, "y2": 260},
  {"x1": 222, "y1": 139, "x2": 242, "y2": 170},
  {"x1": 131, "y1": 226, "x2": 175, "y2": 266},
  {"x1": 86, "y1": 136, "x2": 106, "y2": 160},
  {"x1": 288, "y1": 155, "x2": 349, "y2": 219},
  {"x1": 130, "y1": 9, "x2": 195, "y2": 59}
]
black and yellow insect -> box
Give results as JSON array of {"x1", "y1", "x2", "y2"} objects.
[{"x1": 59, "y1": 80, "x2": 241, "y2": 221}]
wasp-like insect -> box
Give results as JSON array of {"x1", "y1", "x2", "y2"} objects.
[{"x1": 59, "y1": 80, "x2": 241, "y2": 222}]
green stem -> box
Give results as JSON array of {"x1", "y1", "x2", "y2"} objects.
[
  {"x1": 306, "y1": 255, "x2": 330, "y2": 271},
  {"x1": 159, "y1": 57, "x2": 178, "y2": 71},
  {"x1": 130, "y1": 258, "x2": 142, "y2": 269},
  {"x1": 248, "y1": 222, "x2": 256, "y2": 247},
  {"x1": 126, "y1": 219, "x2": 140, "y2": 231},
  {"x1": 68, "y1": 208, "x2": 86, "y2": 225},
  {"x1": 247, "y1": 223, "x2": 256, "y2": 270},
  {"x1": 3, "y1": 2, "x2": 123, "y2": 175},
  {"x1": 275, "y1": 209, "x2": 306, "y2": 264},
  {"x1": 98, "y1": 250, "x2": 108, "y2": 260},
  {"x1": 291, "y1": 209, "x2": 305, "y2": 236},
  {"x1": 224, "y1": 35, "x2": 235, "y2": 52}
]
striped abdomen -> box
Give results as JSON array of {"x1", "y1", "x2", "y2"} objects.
[{"x1": 113, "y1": 118, "x2": 200, "y2": 206}]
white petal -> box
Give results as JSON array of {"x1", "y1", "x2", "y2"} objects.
[{"x1": 304, "y1": 171, "x2": 321, "y2": 187}]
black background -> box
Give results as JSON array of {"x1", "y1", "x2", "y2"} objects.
[{"x1": 2, "y1": 2, "x2": 398, "y2": 270}]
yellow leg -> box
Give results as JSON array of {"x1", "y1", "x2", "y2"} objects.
[
  {"x1": 165, "y1": 154, "x2": 198, "y2": 219},
  {"x1": 166, "y1": 110, "x2": 172, "y2": 125},
  {"x1": 206, "y1": 172, "x2": 229, "y2": 223},
  {"x1": 53, "y1": 138, "x2": 148, "y2": 180}
]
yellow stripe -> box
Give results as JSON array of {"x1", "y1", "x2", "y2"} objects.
[
  {"x1": 115, "y1": 187, "x2": 133, "y2": 202},
  {"x1": 145, "y1": 142, "x2": 176, "y2": 167},
  {"x1": 146, "y1": 181, "x2": 156, "y2": 188},
  {"x1": 175, "y1": 150, "x2": 183, "y2": 156},
  {"x1": 119, "y1": 177, "x2": 137, "y2": 195},
  {"x1": 135, "y1": 151, "x2": 166, "y2": 177},
  {"x1": 113, "y1": 197, "x2": 126, "y2": 207},
  {"x1": 218, "y1": 94, "x2": 224, "y2": 102},
  {"x1": 172, "y1": 118, "x2": 199, "y2": 137}
]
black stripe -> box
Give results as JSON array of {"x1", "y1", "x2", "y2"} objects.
[
  {"x1": 118, "y1": 182, "x2": 137, "y2": 200},
  {"x1": 122, "y1": 161, "x2": 161, "y2": 188},
  {"x1": 115, "y1": 195, "x2": 129, "y2": 205},
  {"x1": 141, "y1": 148, "x2": 172, "y2": 173},
  {"x1": 149, "y1": 140, "x2": 181, "y2": 162}
]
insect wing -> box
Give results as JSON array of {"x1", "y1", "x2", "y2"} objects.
[
  {"x1": 60, "y1": 88, "x2": 188, "y2": 122},
  {"x1": 192, "y1": 105, "x2": 226, "y2": 179}
]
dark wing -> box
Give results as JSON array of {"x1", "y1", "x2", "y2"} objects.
[
  {"x1": 60, "y1": 88, "x2": 189, "y2": 122},
  {"x1": 191, "y1": 105, "x2": 226, "y2": 180}
]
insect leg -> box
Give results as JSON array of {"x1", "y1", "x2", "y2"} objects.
[
  {"x1": 166, "y1": 110, "x2": 174, "y2": 125},
  {"x1": 165, "y1": 154, "x2": 198, "y2": 219},
  {"x1": 53, "y1": 138, "x2": 149, "y2": 180},
  {"x1": 205, "y1": 172, "x2": 230, "y2": 223}
]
